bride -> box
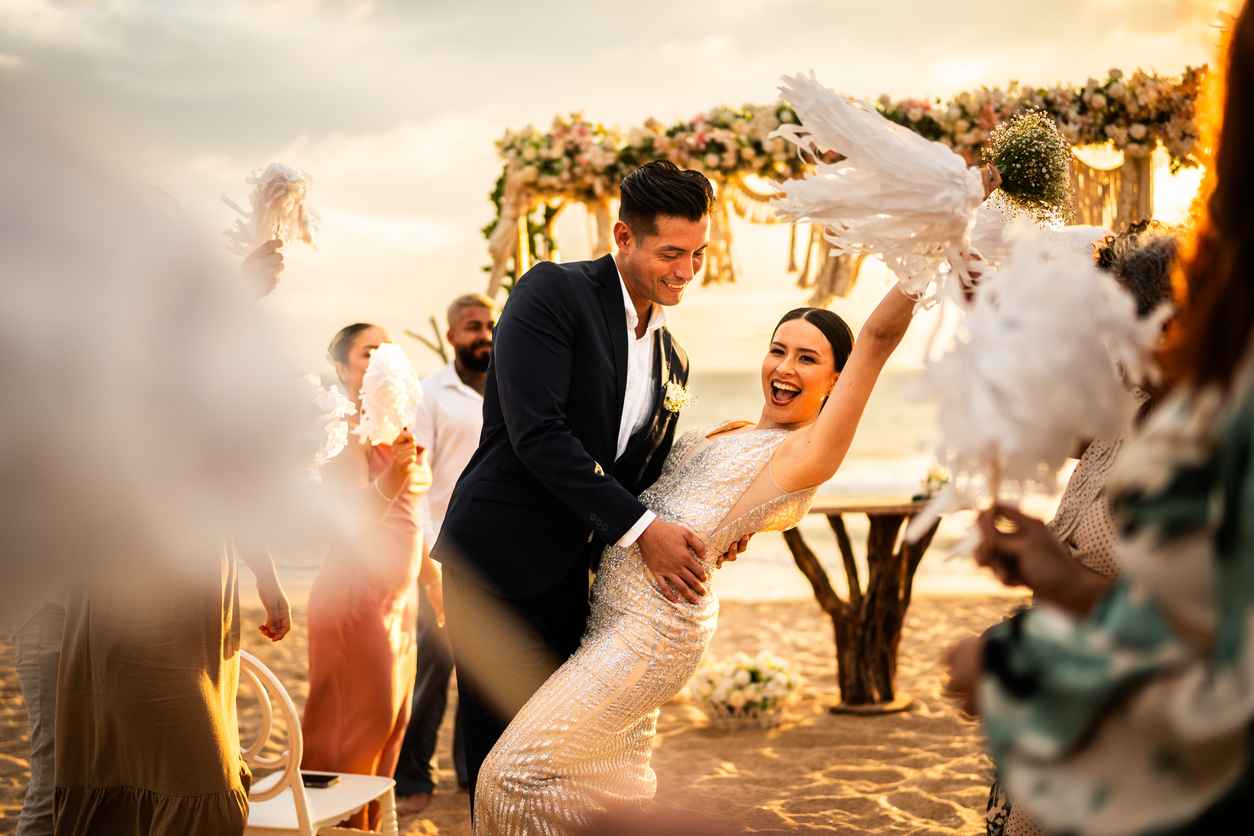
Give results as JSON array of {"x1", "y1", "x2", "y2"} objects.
[{"x1": 473, "y1": 279, "x2": 918, "y2": 834}]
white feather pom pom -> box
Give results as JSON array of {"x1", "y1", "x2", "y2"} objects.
[
  {"x1": 223, "y1": 162, "x2": 318, "y2": 254},
  {"x1": 772, "y1": 72, "x2": 986, "y2": 307},
  {"x1": 908, "y1": 228, "x2": 1168, "y2": 539},
  {"x1": 306, "y1": 374, "x2": 356, "y2": 478},
  {"x1": 354, "y1": 344, "x2": 423, "y2": 446}
]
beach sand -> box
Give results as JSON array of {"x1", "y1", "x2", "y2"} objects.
[{"x1": 1, "y1": 592, "x2": 1024, "y2": 835}]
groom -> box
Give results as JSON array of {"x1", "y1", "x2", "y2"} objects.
[{"x1": 436, "y1": 160, "x2": 727, "y2": 810}]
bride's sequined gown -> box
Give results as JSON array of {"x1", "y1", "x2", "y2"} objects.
[{"x1": 474, "y1": 427, "x2": 817, "y2": 834}]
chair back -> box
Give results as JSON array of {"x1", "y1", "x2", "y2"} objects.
[{"x1": 239, "y1": 650, "x2": 313, "y2": 834}]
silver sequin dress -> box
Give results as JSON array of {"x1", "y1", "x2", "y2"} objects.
[{"x1": 473, "y1": 427, "x2": 817, "y2": 835}]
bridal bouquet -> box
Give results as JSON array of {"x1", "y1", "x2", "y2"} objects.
[
  {"x1": 690, "y1": 651, "x2": 801, "y2": 730},
  {"x1": 354, "y1": 343, "x2": 423, "y2": 446}
]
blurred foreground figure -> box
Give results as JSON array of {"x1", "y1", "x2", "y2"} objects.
[
  {"x1": 1, "y1": 104, "x2": 325, "y2": 835},
  {"x1": 946, "y1": 5, "x2": 1254, "y2": 832}
]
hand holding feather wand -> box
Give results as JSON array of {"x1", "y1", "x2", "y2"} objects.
[{"x1": 225, "y1": 163, "x2": 318, "y2": 297}]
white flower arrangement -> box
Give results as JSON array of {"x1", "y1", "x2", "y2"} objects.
[
  {"x1": 662, "y1": 380, "x2": 691, "y2": 415},
  {"x1": 689, "y1": 651, "x2": 802, "y2": 730},
  {"x1": 354, "y1": 343, "x2": 423, "y2": 446}
]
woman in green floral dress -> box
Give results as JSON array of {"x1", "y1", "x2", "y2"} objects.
[{"x1": 947, "y1": 5, "x2": 1254, "y2": 831}]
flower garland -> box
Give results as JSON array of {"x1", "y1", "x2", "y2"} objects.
[
  {"x1": 877, "y1": 67, "x2": 1203, "y2": 172},
  {"x1": 484, "y1": 67, "x2": 1204, "y2": 289}
]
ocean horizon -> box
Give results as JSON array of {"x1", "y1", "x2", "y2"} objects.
[{"x1": 258, "y1": 368, "x2": 1046, "y2": 606}]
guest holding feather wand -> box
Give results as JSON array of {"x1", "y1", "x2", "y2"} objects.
[{"x1": 301, "y1": 324, "x2": 436, "y2": 828}]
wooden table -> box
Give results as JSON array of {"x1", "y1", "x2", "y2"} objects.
[{"x1": 781, "y1": 495, "x2": 941, "y2": 714}]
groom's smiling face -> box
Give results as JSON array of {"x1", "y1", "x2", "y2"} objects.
[{"x1": 616, "y1": 214, "x2": 710, "y2": 308}]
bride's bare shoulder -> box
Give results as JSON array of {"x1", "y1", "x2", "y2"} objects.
[{"x1": 705, "y1": 420, "x2": 756, "y2": 439}]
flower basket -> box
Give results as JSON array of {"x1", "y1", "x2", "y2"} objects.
[{"x1": 689, "y1": 651, "x2": 801, "y2": 731}]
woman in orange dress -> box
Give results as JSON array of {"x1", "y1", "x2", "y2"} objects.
[{"x1": 302, "y1": 323, "x2": 435, "y2": 801}]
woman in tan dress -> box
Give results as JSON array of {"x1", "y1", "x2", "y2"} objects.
[
  {"x1": 54, "y1": 549, "x2": 290, "y2": 836},
  {"x1": 301, "y1": 324, "x2": 434, "y2": 824}
]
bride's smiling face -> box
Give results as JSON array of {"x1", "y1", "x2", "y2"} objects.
[{"x1": 761, "y1": 319, "x2": 839, "y2": 426}]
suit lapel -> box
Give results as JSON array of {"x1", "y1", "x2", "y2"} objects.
[
  {"x1": 593, "y1": 255, "x2": 629, "y2": 418},
  {"x1": 642, "y1": 328, "x2": 674, "y2": 442}
]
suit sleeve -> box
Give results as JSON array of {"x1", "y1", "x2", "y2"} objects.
[{"x1": 493, "y1": 264, "x2": 648, "y2": 543}]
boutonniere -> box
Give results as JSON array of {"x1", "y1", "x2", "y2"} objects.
[{"x1": 663, "y1": 380, "x2": 691, "y2": 414}]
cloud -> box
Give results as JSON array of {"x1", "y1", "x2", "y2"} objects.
[{"x1": 0, "y1": 0, "x2": 1216, "y2": 372}]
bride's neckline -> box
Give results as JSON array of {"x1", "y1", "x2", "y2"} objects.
[{"x1": 703, "y1": 421, "x2": 791, "y2": 441}]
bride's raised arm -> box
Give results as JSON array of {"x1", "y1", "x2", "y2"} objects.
[{"x1": 773, "y1": 284, "x2": 916, "y2": 491}]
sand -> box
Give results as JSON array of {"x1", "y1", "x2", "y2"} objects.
[{"x1": 0, "y1": 592, "x2": 1026, "y2": 835}]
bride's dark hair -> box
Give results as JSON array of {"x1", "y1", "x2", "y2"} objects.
[{"x1": 772, "y1": 308, "x2": 854, "y2": 371}]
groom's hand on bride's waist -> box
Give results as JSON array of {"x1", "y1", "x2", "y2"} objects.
[{"x1": 638, "y1": 520, "x2": 708, "y2": 605}]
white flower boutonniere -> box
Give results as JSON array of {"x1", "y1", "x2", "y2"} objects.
[{"x1": 663, "y1": 380, "x2": 691, "y2": 415}]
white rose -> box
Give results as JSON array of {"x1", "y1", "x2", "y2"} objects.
[
  {"x1": 1109, "y1": 67, "x2": 1124, "y2": 81},
  {"x1": 703, "y1": 152, "x2": 720, "y2": 169},
  {"x1": 954, "y1": 118, "x2": 970, "y2": 134},
  {"x1": 907, "y1": 107, "x2": 924, "y2": 122},
  {"x1": 1109, "y1": 81, "x2": 1127, "y2": 99},
  {"x1": 1090, "y1": 93, "x2": 1107, "y2": 109},
  {"x1": 733, "y1": 669, "x2": 751, "y2": 687},
  {"x1": 522, "y1": 146, "x2": 537, "y2": 162},
  {"x1": 520, "y1": 165, "x2": 539, "y2": 184},
  {"x1": 947, "y1": 106, "x2": 962, "y2": 121},
  {"x1": 1129, "y1": 122, "x2": 1148, "y2": 140},
  {"x1": 727, "y1": 690, "x2": 748, "y2": 709}
]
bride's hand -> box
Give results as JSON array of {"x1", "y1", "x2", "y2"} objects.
[
  {"x1": 716, "y1": 534, "x2": 752, "y2": 569},
  {"x1": 979, "y1": 162, "x2": 1002, "y2": 198}
]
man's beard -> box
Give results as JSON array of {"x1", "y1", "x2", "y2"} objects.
[{"x1": 455, "y1": 342, "x2": 492, "y2": 373}]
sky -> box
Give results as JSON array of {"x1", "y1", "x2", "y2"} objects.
[{"x1": 0, "y1": 0, "x2": 1219, "y2": 375}]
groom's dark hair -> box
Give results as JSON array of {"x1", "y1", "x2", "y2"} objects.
[{"x1": 619, "y1": 160, "x2": 714, "y2": 237}]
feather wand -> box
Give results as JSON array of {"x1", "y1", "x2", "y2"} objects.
[{"x1": 224, "y1": 163, "x2": 318, "y2": 255}]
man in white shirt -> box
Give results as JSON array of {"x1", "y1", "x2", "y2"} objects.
[{"x1": 394, "y1": 293, "x2": 497, "y2": 811}]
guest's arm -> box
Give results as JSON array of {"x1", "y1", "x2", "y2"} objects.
[
  {"x1": 773, "y1": 283, "x2": 916, "y2": 490},
  {"x1": 241, "y1": 550, "x2": 291, "y2": 642},
  {"x1": 373, "y1": 430, "x2": 419, "y2": 506},
  {"x1": 975, "y1": 505, "x2": 1116, "y2": 617},
  {"x1": 419, "y1": 540, "x2": 444, "y2": 629}
]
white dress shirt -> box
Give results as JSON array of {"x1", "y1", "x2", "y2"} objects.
[
  {"x1": 411, "y1": 360, "x2": 485, "y2": 546},
  {"x1": 614, "y1": 261, "x2": 665, "y2": 547}
]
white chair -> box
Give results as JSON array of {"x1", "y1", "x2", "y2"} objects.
[{"x1": 239, "y1": 650, "x2": 399, "y2": 836}]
